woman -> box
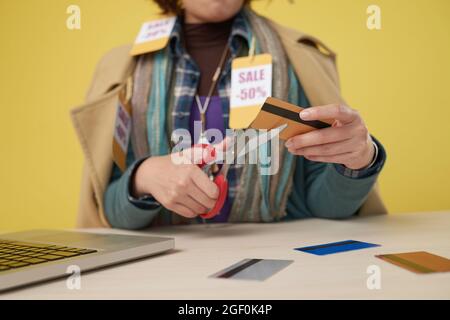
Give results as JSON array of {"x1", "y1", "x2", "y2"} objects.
[{"x1": 71, "y1": 0, "x2": 387, "y2": 228}]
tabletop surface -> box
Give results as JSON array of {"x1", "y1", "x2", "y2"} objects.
[{"x1": 2, "y1": 211, "x2": 450, "y2": 299}]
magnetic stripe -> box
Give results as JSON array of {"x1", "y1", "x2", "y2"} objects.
[
  {"x1": 261, "y1": 103, "x2": 330, "y2": 129},
  {"x1": 217, "y1": 259, "x2": 262, "y2": 278}
]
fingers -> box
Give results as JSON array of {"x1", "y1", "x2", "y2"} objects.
[
  {"x1": 159, "y1": 164, "x2": 217, "y2": 217},
  {"x1": 290, "y1": 137, "x2": 358, "y2": 157},
  {"x1": 300, "y1": 104, "x2": 358, "y2": 124},
  {"x1": 187, "y1": 184, "x2": 217, "y2": 210},
  {"x1": 187, "y1": 145, "x2": 213, "y2": 165},
  {"x1": 171, "y1": 145, "x2": 213, "y2": 165},
  {"x1": 170, "y1": 203, "x2": 198, "y2": 218},
  {"x1": 190, "y1": 166, "x2": 219, "y2": 200},
  {"x1": 287, "y1": 104, "x2": 373, "y2": 168},
  {"x1": 172, "y1": 137, "x2": 232, "y2": 166},
  {"x1": 178, "y1": 194, "x2": 208, "y2": 214},
  {"x1": 286, "y1": 124, "x2": 354, "y2": 150}
]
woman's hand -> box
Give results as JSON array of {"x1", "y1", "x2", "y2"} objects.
[
  {"x1": 285, "y1": 104, "x2": 375, "y2": 170},
  {"x1": 132, "y1": 150, "x2": 219, "y2": 218}
]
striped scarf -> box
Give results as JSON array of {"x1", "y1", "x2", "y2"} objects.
[{"x1": 131, "y1": 8, "x2": 297, "y2": 224}]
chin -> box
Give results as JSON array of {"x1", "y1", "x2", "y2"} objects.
[
  {"x1": 199, "y1": 9, "x2": 238, "y2": 23},
  {"x1": 198, "y1": 0, "x2": 243, "y2": 23}
]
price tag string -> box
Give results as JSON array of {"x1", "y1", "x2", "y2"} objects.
[{"x1": 195, "y1": 44, "x2": 230, "y2": 143}]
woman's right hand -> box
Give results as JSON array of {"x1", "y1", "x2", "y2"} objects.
[{"x1": 132, "y1": 151, "x2": 220, "y2": 218}]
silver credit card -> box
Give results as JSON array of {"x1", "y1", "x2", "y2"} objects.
[{"x1": 210, "y1": 258, "x2": 293, "y2": 281}]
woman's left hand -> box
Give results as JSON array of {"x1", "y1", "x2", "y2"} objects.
[{"x1": 285, "y1": 104, "x2": 375, "y2": 170}]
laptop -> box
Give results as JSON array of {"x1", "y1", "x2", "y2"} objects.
[{"x1": 0, "y1": 229, "x2": 174, "y2": 292}]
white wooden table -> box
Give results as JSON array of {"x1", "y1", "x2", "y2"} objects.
[{"x1": 2, "y1": 211, "x2": 450, "y2": 299}]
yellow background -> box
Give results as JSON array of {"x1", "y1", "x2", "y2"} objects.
[{"x1": 1, "y1": 0, "x2": 449, "y2": 231}]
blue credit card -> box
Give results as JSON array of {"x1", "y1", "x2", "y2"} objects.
[{"x1": 295, "y1": 240, "x2": 380, "y2": 256}]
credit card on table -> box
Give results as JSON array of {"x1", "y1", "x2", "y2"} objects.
[
  {"x1": 249, "y1": 97, "x2": 333, "y2": 140},
  {"x1": 295, "y1": 240, "x2": 380, "y2": 256},
  {"x1": 210, "y1": 259, "x2": 293, "y2": 281},
  {"x1": 376, "y1": 251, "x2": 450, "y2": 274}
]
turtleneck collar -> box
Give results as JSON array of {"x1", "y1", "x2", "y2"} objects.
[{"x1": 182, "y1": 17, "x2": 234, "y2": 49}]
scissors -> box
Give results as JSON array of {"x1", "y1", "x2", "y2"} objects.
[{"x1": 195, "y1": 124, "x2": 288, "y2": 219}]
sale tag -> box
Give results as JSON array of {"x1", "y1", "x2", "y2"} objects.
[
  {"x1": 130, "y1": 15, "x2": 176, "y2": 56},
  {"x1": 112, "y1": 78, "x2": 133, "y2": 172},
  {"x1": 229, "y1": 53, "x2": 272, "y2": 129}
]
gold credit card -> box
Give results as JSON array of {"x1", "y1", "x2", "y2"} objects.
[
  {"x1": 376, "y1": 251, "x2": 450, "y2": 274},
  {"x1": 249, "y1": 97, "x2": 334, "y2": 140}
]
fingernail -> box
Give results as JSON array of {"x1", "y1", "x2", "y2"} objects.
[
  {"x1": 285, "y1": 140, "x2": 292, "y2": 148},
  {"x1": 300, "y1": 110, "x2": 310, "y2": 119}
]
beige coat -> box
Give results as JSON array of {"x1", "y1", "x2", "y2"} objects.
[{"x1": 71, "y1": 19, "x2": 388, "y2": 228}]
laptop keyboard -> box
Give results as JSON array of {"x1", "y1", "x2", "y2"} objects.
[{"x1": 0, "y1": 239, "x2": 98, "y2": 272}]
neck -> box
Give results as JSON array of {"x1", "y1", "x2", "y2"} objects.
[{"x1": 182, "y1": 15, "x2": 233, "y2": 49}]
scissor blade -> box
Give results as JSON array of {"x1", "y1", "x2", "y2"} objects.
[{"x1": 236, "y1": 123, "x2": 288, "y2": 158}]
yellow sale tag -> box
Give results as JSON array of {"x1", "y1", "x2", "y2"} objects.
[
  {"x1": 130, "y1": 16, "x2": 176, "y2": 56},
  {"x1": 229, "y1": 54, "x2": 272, "y2": 129}
]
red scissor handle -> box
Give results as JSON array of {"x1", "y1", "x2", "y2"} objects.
[
  {"x1": 200, "y1": 174, "x2": 228, "y2": 219},
  {"x1": 192, "y1": 144, "x2": 228, "y2": 219}
]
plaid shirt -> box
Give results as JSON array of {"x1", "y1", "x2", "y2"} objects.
[
  {"x1": 165, "y1": 12, "x2": 384, "y2": 182},
  {"x1": 166, "y1": 12, "x2": 251, "y2": 201},
  {"x1": 114, "y1": 11, "x2": 386, "y2": 217}
]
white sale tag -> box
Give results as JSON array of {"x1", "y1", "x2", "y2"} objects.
[
  {"x1": 230, "y1": 63, "x2": 272, "y2": 108},
  {"x1": 130, "y1": 16, "x2": 176, "y2": 56},
  {"x1": 229, "y1": 54, "x2": 272, "y2": 128},
  {"x1": 135, "y1": 17, "x2": 176, "y2": 44}
]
